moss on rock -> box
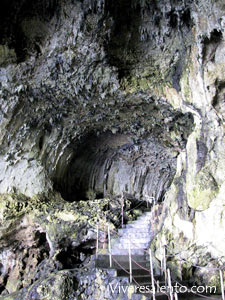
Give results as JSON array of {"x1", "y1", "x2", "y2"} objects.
[
  {"x1": 187, "y1": 169, "x2": 218, "y2": 211},
  {"x1": 26, "y1": 270, "x2": 77, "y2": 300}
]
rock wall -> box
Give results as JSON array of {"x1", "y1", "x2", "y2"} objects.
[
  {"x1": 152, "y1": 0, "x2": 225, "y2": 284},
  {"x1": 0, "y1": 0, "x2": 194, "y2": 197}
]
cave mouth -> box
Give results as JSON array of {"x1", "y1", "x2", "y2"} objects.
[
  {"x1": 54, "y1": 131, "x2": 177, "y2": 204},
  {"x1": 56, "y1": 240, "x2": 96, "y2": 269}
]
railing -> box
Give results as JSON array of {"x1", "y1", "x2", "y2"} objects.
[
  {"x1": 120, "y1": 193, "x2": 152, "y2": 228},
  {"x1": 95, "y1": 199, "x2": 225, "y2": 300}
]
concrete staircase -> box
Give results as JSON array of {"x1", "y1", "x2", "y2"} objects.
[
  {"x1": 111, "y1": 210, "x2": 153, "y2": 255},
  {"x1": 96, "y1": 210, "x2": 168, "y2": 299}
]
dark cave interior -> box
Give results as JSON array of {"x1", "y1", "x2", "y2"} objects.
[{"x1": 53, "y1": 131, "x2": 177, "y2": 203}]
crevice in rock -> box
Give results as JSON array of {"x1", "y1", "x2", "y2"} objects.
[
  {"x1": 212, "y1": 80, "x2": 225, "y2": 111},
  {"x1": 0, "y1": 0, "x2": 59, "y2": 63},
  {"x1": 101, "y1": 0, "x2": 193, "y2": 84},
  {"x1": 168, "y1": 10, "x2": 178, "y2": 29},
  {"x1": 180, "y1": 8, "x2": 192, "y2": 28},
  {"x1": 0, "y1": 229, "x2": 50, "y2": 296},
  {"x1": 202, "y1": 29, "x2": 223, "y2": 64},
  {"x1": 196, "y1": 140, "x2": 208, "y2": 173},
  {"x1": 56, "y1": 246, "x2": 81, "y2": 269},
  {"x1": 171, "y1": 57, "x2": 184, "y2": 91},
  {"x1": 56, "y1": 239, "x2": 96, "y2": 269},
  {"x1": 103, "y1": 0, "x2": 142, "y2": 76},
  {"x1": 38, "y1": 135, "x2": 45, "y2": 152}
]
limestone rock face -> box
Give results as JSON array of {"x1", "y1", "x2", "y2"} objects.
[
  {"x1": 0, "y1": 193, "x2": 132, "y2": 297},
  {"x1": 0, "y1": 0, "x2": 194, "y2": 198},
  {"x1": 151, "y1": 0, "x2": 225, "y2": 285},
  {"x1": 0, "y1": 0, "x2": 225, "y2": 298}
]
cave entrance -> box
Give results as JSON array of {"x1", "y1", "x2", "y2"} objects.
[{"x1": 55, "y1": 132, "x2": 177, "y2": 203}]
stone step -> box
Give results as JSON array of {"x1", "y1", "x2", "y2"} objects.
[
  {"x1": 117, "y1": 269, "x2": 164, "y2": 278},
  {"x1": 117, "y1": 269, "x2": 151, "y2": 276},
  {"x1": 110, "y1": 250, "x2": 151, "y2": 258},
  {"x1": 134, "y1": 280, "x2": 177, "y2": 287},
  {"x1": 132, "y1": 274, "x2": 156, "y2": 284},
  {"x1": 117, "y1": 270, "x2": 162, "y2": 278},
  {"x1": 124, "y1": 225, "x2": 148, "y2": 230},
  {"x1": 117, "y1": 276, "x2": 165, "y2": 286},
  {"x1": 96, "y1": 258, "x2": 150, "y2": 269},
  {"x1": 96, "y1": 254, "x2": 149, "y2": 262},
  {"x1": 129, "y1": 217, "x2": 151, "y2": 223},
  {"x1": 133, "y1": 291, "x2": 168, "y2": 300},
  {"x1": 114, "y1": 245, "x2": 147, "y2": 251},
  {"x1": 119, "y1": 237, "x2": 150, "y2": 244},
  {"x1": 118, "y1": 228, "x2": 150, "y2": 235},
  {"x1": 126, "y1": 224, "x2": 150, "y2": 229},
  {"x1": 138, "y1": 212, "x2": 152, "y2": 218},
  {"x1": 133, "y1": 220, "x2": 151, "y2": 225},
  {"x1": 114, "y1": 246, "x2": 148, "y2": 252},
  {"x1": 129, "y1": 222, "x2": 150, "y2": 227},
  {"x1": 139, "y1": 212, "x2": 152, "y2": 216},
  {"x1": 120, "y1": 234, "x2": 151, "y2": 241},
  {"x1": 115, "y1": 242, "x2": 149, "y2": 249},
  {"x1": 118, "y1": 234, "x2": 152, "y2": 241},
  {"x1": 128, "y1": 218, "x2": 150, "y2": 223},
  {"x1": 120, "y1": 232, "x2": 150, "y2": 239},
  {"x1": 110, "y1": 248, "x2": 147, "y2": 255},
  {"x1": 134, "y1": 216, "x2": 151, "y2": 221}
]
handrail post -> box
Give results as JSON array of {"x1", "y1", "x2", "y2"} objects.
[
  {"x1": 220, "y1": 270, "x2": 225, "y2": 300},
  {"x1": 103, "y1": 214, "x2": 107, "y2": 249},
  {"x1": 160, "y1": 258, "x2": 163, "y2": 276},
  {"x1": 149, "y1": 249, "x2": 156, "y2": 300},
  {"x1": 108, "y1": 224, "x2": 112, "y2": 267},
  {"x1": 129, "y1": 241, "x2": 132, "y2": 283},
  {"x1": 179, "y1": 256, "x2": 182, "y2": 281},
  {"x1": 96, "y1": 224, "x2": 99, "y2": 258},
  {"x1": 121, "y1": 194, "x2": 124, "y2": 228},
  {"x1": 163, "y1": 246, "x2": 167, "y2": 285},
  {"x1": 167, "y1": 268, "x2": 173, "y2": 300},
  {"x1": 152, "y1": 206, "x2": 155, "y2": 232},
  {"x1": 160, "y1": 242, "x2": 163, "y2": 276}
]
